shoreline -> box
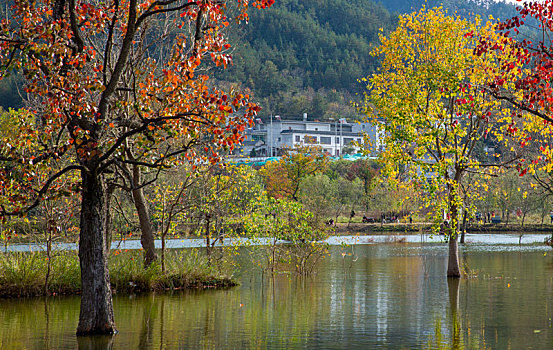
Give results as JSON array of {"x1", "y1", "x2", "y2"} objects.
[{"x1": 333, "y1": 223, "x2": 553, "y2": 235}]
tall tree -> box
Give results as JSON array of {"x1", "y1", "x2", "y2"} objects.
[
  {"x1": 0, "y1": 0, "x2": 272, "y2": 335},
  {"x1": 361, "y1": 7, "x2": 520, "y2": 277}
]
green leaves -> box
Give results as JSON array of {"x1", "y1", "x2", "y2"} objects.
[{"x1": 361, "y1": 7, "x2": 520, "y2": 231}]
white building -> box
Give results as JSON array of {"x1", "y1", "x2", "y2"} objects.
[{"x1": 237, "y1": 113, "x2": 384, "y2": 157}]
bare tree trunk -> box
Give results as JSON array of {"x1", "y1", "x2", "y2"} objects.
[
  {"x1": 447, "y1": 235, "x2": 461, "y2": 277},
  {"x1": 447, "y1": 189, "x2": 461, "y2": 278},
  {"x1": 460, "y1": 209, "x2": 467, "y2": 244},
  {"x1": 205, "y1": 214, "x2": 211, "y2": 259},
  {"x1": 77, "y1": 171, "x2": 116, "y2": 335},
  {"x1": 131, "y1": 164, "x2": 157, "y2": 267},
  {"x1": 347, "y1": 204, "x2": 355, "y2": 228},
  {"x1": 44, "y1": 227, "x2": 52, "y2": 295},
  {"x1": 103, "y1": 182, "x2": 116, "y2": 251},
  {"x1": 521, "y1": 212, "x2": 527, "y2": 227}
]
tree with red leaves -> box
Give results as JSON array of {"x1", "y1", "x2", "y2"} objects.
[
  {"x1": 0, "y1": 0, "x2": 273, "y2": 335},
  {"x1": 477, "y1": 0, "x2": 553, "y2": 123},
  {"x1": 477, "y1": 0, "x2": 553, "y2": 185}
]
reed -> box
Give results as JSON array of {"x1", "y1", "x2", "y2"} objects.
[{"x1": 0, "y1": 249, "x2": 236, "y2": 298}]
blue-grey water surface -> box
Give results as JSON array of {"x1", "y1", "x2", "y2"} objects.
[{"x1": 1, "y1": 235, "x2": 553, "y2": 349}]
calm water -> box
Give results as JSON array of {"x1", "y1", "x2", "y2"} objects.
[{"x1": 2, "y1": 239, "x2": 553, "y2": 349}]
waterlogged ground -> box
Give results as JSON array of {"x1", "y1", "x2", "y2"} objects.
[{"x1": 2, "y1": 234, "x2": 553, "y2": 349}]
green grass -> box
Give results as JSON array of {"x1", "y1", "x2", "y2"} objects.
[{"x1": 0, "y1": 249, "x2": 236, "y2": 298}]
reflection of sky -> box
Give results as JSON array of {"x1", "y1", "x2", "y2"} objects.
[
  {"x1": 2, "y1": 245, "x2": 553, "y2": 348},
  {"x1": 5, "y1": 233, "x2": 552, "y2": 252},
  {"x1": 323, "y1": 245, "x2": 453, "y2": 348},
  {"x1": 375, "y1": 273, "x2": 389, "y2": 342}
]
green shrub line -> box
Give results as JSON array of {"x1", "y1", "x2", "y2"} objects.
[{"x1": 0, "y1": 249, "x2": 237, "y2": 298}]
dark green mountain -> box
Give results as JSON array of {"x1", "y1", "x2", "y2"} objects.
[
  {"x1": 216, "y1": 0, "x2": 519, "y2": 120},
  {"x1": 376, "y1": 0, "x2": 518, "y2": 20},
  {"x1": 215, "y1": 0, "x2": 397, "y2": 120},
  {"x1": 0, "y1": 0, "x2": 520, "y2": 119}
]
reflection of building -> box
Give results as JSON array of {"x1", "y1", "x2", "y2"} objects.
[{"x1": 236, "y1": 113, "x2": 384, "y2": 157}]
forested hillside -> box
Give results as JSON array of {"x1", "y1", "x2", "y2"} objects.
[
  {"x1": 215, "y1": 0, "x2": 397, "y2": 120},
  {"x1": 0, "y1": 0, "x2": 519, "y2": 118},
  {"x1": 377, "y1": 0, "x2": 518, "y2": 19},
  {"x1": 215, "y1": 0, "x2": 519, "y2": 120}
]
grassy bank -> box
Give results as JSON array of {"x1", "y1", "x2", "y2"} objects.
[{"x1": 0, "y1": 249, "x2": 236, "y2": 298}]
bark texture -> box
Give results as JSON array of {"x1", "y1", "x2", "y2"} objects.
[{"x1": 77, "y1": 171, "x2": 116, "y2": 335}]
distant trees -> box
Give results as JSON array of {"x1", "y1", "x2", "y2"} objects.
[{"x1": 259, "y1": 146, "x2": 328, "y2": 201}]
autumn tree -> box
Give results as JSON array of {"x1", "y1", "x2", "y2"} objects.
[
  {"x1": 184, "y1": 163, "x2": 264, "y2": 261},
  {"x1": 0, "y1": 0, "x2": 272, "y2": 335},
  {"x1": 361, "y1": 7, "x2": 520, "y2": 277},
  {"x1": 346, "y1": 158, "x2": 378, "y2": 211},
  {"x1": 480, "y1": 0, "x2": 553, "y2": 125},
  {"x1": 479, "y1": 0, "x2": 553, "y2": 211},
  {"x1": 259, "y1": 145, "x2": 328, "y2": 201}
]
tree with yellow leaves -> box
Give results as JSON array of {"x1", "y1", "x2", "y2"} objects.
[{"x1": 360, "y1": 7, "x2": 522, "y2": 277}]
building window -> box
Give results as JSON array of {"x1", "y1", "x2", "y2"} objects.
[
  {"x1": 251, "y1": 135, "x2": 265, "y2": 142},
  {"x1": 304, "y1": 135, "x2": 317, "y2": 144},
  {"x1": 320, "y1": 136, "x2": 331, "y2": 145},
  {"x1": 344, "y1": 137, "x2": 354, "y2": 145},
  {"x1": 295, "y1": 135, "x2": 300, "y2": 142}
]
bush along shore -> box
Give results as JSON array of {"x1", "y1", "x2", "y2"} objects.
[{"x1": 0, "y1": 249, "x2": 236, "y2": 298}]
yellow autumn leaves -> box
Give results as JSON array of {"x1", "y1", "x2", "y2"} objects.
[{"x1": 360, "y1": 7, "x2": 529, "y2": 228}]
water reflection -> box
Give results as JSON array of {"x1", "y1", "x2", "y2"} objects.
[
  {"x1": 5, "y1": 233, "x2": 552, "y2": 253},
  {"x1": 1, "y1": 244, "x2": 553, "y2": 349}
]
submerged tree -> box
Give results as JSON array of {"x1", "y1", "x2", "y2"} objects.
[
  {"x1": 360, "y1": 7, "x2": 521, "y2": 277},
  {"x1": 0, "y1": 0, "x2": 273, "y2": 335}
]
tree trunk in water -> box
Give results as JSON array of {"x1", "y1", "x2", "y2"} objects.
[
  {"x1": 77, "y1": 171, "x2": 116, "y2": 335},
  {"x1": 447, "y1": 233, "x2": 461, "y2": 277},
  {"x1": 131, "y1": 165, "x2": 157, "y2": 267},
  {"x1": 447, "y1": 189, "x2": 461, "y2": 278}
]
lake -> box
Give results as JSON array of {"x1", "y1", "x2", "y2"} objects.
[{"x1": 1, "y1": 235, "x2": 553, "y2": 349}]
